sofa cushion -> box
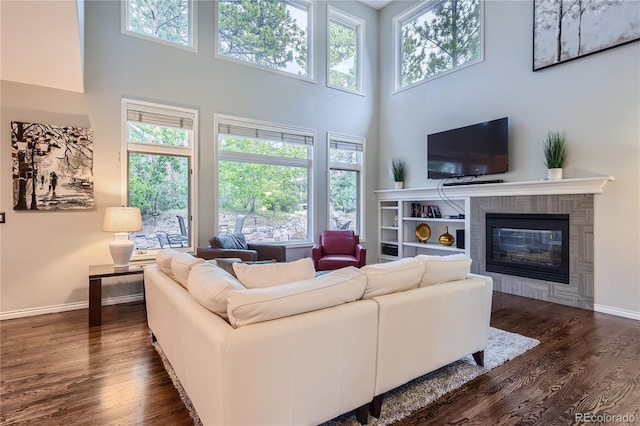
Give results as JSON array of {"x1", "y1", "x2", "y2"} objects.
[
  {"x1": 156, "y1": 248, "x2": 180, "y2": 278},
  {"x1": 227, "y1": 266, "x2": 367, "y2": 328},
  {"x1": 210, "y1": 233, "x2": 248, "y2": 250},
  {"x1": 171, "y1": 252, "x2": 205, "y2": 288},
  {"x1": 232, "y1": 257, "x2": 315, "y2": 289},
  {"x1": 216, "y1": 258, "x2": 276, "y2": 278},
  {"x1": 361, "y1": 257, "x2": 423, "y2": 299},
  {"x1": 416, "y1": 254, "x2": 472, "y2": 286},
  {"x1": 187, "y1": 263, "x2": 244, "y2": 319}
]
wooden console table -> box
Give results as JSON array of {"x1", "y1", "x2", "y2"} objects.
[{"x1": 88, "y1": 262, "x2": 149, "y2": 327}]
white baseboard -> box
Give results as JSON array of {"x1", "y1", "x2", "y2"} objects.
[
  {"x1": 594, "y1": 304, "x2": 640, "y2": 321},
  {"x1": 0, "y1": 294, "x2": 144, "y2": 321}
]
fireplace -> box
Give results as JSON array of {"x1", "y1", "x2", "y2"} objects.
[{"x1": 485, "y1": 213, "x2": 569, "y2": 284}]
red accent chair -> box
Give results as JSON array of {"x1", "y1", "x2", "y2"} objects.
[{"x1": 312, "y1": 230, "x2": 366, "y2": 271}]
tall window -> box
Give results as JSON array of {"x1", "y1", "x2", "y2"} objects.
[
  {"x1": 122, "y1": 0, "x2": 196, "y2": 50},
  {"x1": 217, "y1": 0, "x2": 312, "y2": 79},
  {"x1": 328, "y1": 133, "x2": 364, "y2": 237},
  {"x1": 217, "y1": 115, "x2": 314, "y2": 244},
  {"x1": 122, "y1": 99, "x2": 197, "y2": 254},
  {"x1": 395, "y1": 0, "x2": 483, "y2": 91},
  {"x1": 328, "y1": 7, "x2": 364, "y2": 94}
]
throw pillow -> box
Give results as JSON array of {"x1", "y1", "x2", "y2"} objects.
[
  {"x1": 232, "y1": 257, "x2": 315, "y2": 289},
  {"x1": 210, "y1": 233, "x2": 248, "y2": 250},
  {"x1": 171, "y1": 252, "x2": 205, "y2": 288},
  {"x1": 187, "y1": 263, "x2": 244, "y2": 319},
  {"x1": 361, "y1": 257, "x2": 424, "y2": 299},
  {"x1": 226, "y1": 266, "x2": 367, "y2": 328},
  {"x1": 156, "y1": 248, "x2": 180, "y2": 278},
  {"x1": 416, "y1": 254, "x2": 472, "y2": 286}
]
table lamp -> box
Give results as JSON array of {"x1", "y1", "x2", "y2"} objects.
[{"x1": 102, "y1": 207, "x2": 143, "y2": 267}]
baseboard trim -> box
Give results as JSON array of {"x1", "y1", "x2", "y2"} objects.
[
  {"x1": 0, "y1": 294, "x2": 144, "y2": 321},
  {"x1": 594, "y1": 304, "x2": 640, "y2": 321}
]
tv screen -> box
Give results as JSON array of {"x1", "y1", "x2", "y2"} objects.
[{"x1": 427, "y1": 117, "x2": 508, "y2": 179}]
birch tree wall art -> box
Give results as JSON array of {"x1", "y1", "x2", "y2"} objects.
[
  {"x1": 533, "y1": 0, "x2": 640, "y2": 71},
  {"x1": 11, "y1": 121, "x2": 94, "y2": 211}
]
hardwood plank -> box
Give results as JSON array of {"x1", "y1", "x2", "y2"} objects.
[{"x1": 1, "y1": 293, "x2": 639, "y2": 425}]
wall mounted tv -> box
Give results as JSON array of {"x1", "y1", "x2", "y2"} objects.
[{"x1": 427, "y1": 117, "x2": 508, "y2": 180}]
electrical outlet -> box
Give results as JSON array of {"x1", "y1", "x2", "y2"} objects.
[{"x1": 0, "y1": 212, "x2": 5, "y2": 223}]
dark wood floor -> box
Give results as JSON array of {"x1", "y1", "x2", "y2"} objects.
[{"x1": 1, "y1": 292, "x2": 639, "y2": 425}]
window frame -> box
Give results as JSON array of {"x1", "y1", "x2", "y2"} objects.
[
  {"x1": 121, "y1": 0, "x2": 198, "y2": 52},
  {"x1": 215, "y1": 114, "x2": 316, "y2": 245},
  {"x1": 327, "y1": 132, "x2": 365, "y2": 240},
  {"x1": 327, "y1": 5, "x2": 365, "y2": 96},
  {"x1": 121, "y1": 98, "x2": 198, "y2": 258},
  {"x1": 394, "y1": 0, "x2": 484, "y2": 93},
  {"x1": 214, "y1": 0, "x2": 315, "y2": 82}
]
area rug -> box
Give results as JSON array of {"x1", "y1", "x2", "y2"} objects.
[{"x1": 153, "y1": 327, "x2": 539, "y2": 426}]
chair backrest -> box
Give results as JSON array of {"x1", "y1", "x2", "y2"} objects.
[
  {"x1": 156, "y1": 231, "x2": 170, "y2": 248},
  {"x1": 319, "y1": 230, "x2": 359, "y2": 256},
  {"x1": 176, "y1": 215, "x2": 188, "y2": 236}
]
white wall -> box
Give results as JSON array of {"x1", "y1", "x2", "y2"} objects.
[
  {"x1": 378, "y1": 1, "x2": 640, "y2": 318},
  {"x1": 0, "y1": 1, "x2": 379, "y2": 317}
]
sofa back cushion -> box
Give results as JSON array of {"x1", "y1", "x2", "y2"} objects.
[
  {"x1": 187, "y1": 263, "x2": 244, "y2": 319},
  {"x1": 156, "y1": 248, "x2": 180, "y2": 278},
  {"x1": 416, "y1": 254, "x2": 472, "y2": 286},
  {"x1": 171, "y1": 252, "x2": 205, "y2": 288},
  {"x1": 361, "y1": 257, "x2": 423, "y2": 299},
  {"x1": 232, "y1": 257, "x2": 315, "y2": 289},
  {"x1": 226, "y1": 266, "x2": 367, "y2": 328}
]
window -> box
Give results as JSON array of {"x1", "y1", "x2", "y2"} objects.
[
  {"x1": 122, "y1": 0, "x2": 196, "y2": 50},
  {"x1": 216, "y1": 115, "x2": 314, "y2": 244},
  {"x1": 395, "y1": 0, "x2": 483, "y2": 91},
  {"x1": 122, "y1": 99, "x2": 197, "y2": 254},
  {"x1": 328, "y1": 6, "x2": 364, "y2": 94},
  {"x1": 328, "y1": 133, "x2": 364, "y2": 237},
  {"x1": 217, "y1": 0, "x2": 312, "y2": 79}
]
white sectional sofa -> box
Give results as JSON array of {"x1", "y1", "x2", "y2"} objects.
[{"x1": 144, "y1": 250, "x2": 493, "y2": 425}]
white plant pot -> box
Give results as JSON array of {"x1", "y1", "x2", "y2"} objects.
[
  {"x1": 547, "y1": 168, "x2": 563, "y2": 180},
  {"x1": 394, "y1": 181, "x2": 404, "y2": 189}
]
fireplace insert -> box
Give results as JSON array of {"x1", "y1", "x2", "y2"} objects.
[{"x1": 486, "y1": 213, "x2": 569, "y2": 284}]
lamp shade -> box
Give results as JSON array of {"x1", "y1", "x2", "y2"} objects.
[{"x1": 103, "y1": 207, "x2": 143, "y2": 233}]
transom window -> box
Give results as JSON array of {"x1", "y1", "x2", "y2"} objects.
[
  {"x1": 395, "y1": 0, "x2": 483, "y2": 91},
  {"x1": 122, "y1": 0, "x2": 197, "y2": 50},
  {"x1": 122, "y1": 99, "x2": 197, "y2": 255},
  {"x1": 217, "y1": 0, "x2": 312, "y2": 79},
  {"x1": 328, "y1": 133, "x2": 364, "y2": 237},
  {"x1": 217, "y1": 115, "x2": 314, "y2": 244},
  {"x1": 328, "y1": 6, "x2": 364, "y2": 94}
]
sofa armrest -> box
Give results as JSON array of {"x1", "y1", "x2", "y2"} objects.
[
  {"x1": 248, "y1": 243, "x2": 287, "y2": 262},
  {"x1": 355, "y1": 244, "x2": 367, "y2": 267},
  {"x1": 196, "y1": 246, "x2": 257, "y2": 261}
]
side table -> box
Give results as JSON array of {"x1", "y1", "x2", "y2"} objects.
[{"x1": 88, "y1": 262, "x2": 149, "y2": 327}]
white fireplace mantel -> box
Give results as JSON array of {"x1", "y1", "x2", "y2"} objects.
[{"x1": 374, "y1": 176, "x2": 614, "y2": 201}]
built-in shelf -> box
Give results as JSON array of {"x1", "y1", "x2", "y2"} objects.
[
  {"x1": 403, "y1": 242, "x2": 464, "y2": 252},
  {"x1": 403, "y1": 217, "x2": 465, "y2": 223}
]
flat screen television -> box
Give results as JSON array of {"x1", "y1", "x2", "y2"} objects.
[{"x1": 427, "y1": 117, "x2": 508, "y2": 180}]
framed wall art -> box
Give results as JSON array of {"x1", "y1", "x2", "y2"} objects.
[
  {"x1": 533, "y1": 0, "x2": 640, "y2": 71},
  {"x1": 11, "y1": 121, "x2": 94, "y2": 211}
]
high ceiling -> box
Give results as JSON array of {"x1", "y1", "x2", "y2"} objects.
[{"x1": 358, "y1": 0, "x2": 393, "y2": 9}]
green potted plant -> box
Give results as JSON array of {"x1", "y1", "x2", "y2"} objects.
[
  {"x1": 543, "y1": 131, "x2": 567, "y2": 180},
  {"x1": 391, "y1": 158, "x2": 406, "y2": 189}
]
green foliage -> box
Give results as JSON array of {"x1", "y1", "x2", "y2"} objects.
[
  {"x1": 129, "y1": 153, "x2": 188, "y2": 216},
  {"x1": 218, "y1": 0, "x2": 308, "y2": 75},
  {"x1": 330, "y1": 170, "x2": 358, "y2": 213},
  {"x1": 127, "y1": 0, "x2": 190, "y2": 45},
  {"x1": 402, "y1": 0, "x2": 481, "y2": 86},
  {"x1": 543, "y1": 131, "x2": 567, "y2": 169},
  {"x1": 392, "y1": 158, "x2": 406, "y2": 182},
  {"x1": 329, "y1": 20, "x2": 358, "y2": 91}
]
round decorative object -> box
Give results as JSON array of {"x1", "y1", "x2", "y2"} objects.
[
  {"x1": 415, "y1": 223, "x2": 431, "y2": 243},
  {"x1": 439, "y1": 226, "x2": 455, "y2": 246}
]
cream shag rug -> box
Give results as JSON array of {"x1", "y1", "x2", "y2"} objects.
[{"x1": 153, "y1": 327, "x2": 539, "y2": 426}]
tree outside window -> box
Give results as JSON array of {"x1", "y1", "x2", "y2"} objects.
[
  {"x1": 217, "y1": 0, "x2": 311, "y2": 78},
  {"x1": 328, "y1": 7, "x2": 364, "y2": 93},
  {"x1": 398, "y1": 0, "x2": 483, "y2": 89},
  {"x1": 123, "y1": 0, "x2": 195, "y2": 49},
  {"x1": 328, "y1": 134, "x2": 364, "y2": 236}
]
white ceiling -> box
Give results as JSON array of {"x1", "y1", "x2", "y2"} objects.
[
  {"x1": 1, "y1": 0, "x2": 84, "y2": 93},
  {"x1": 358, "y1": 0, "x2": 393, "y2": 9}
]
